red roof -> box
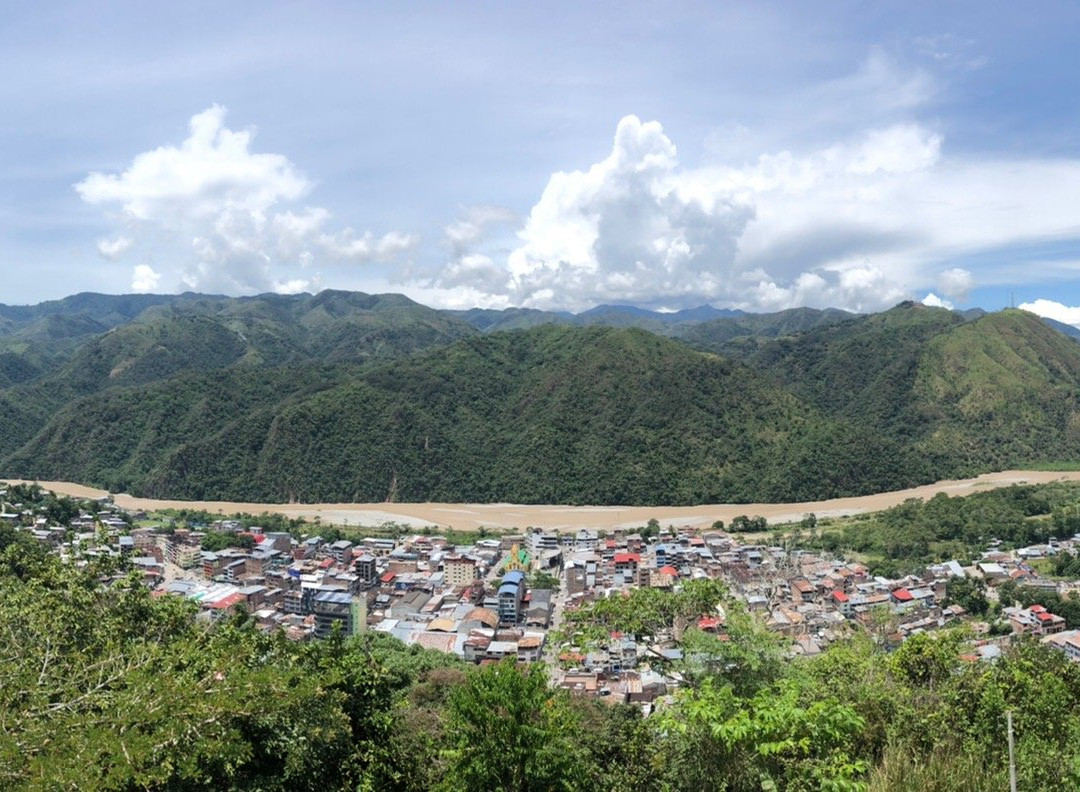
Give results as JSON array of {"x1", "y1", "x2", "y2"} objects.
[
  {"x1": 380, "y1": 572, "x2": 396, "y2": 583},
  {"x1": 891, "y1": 588, "x2": 914, "y2": 602},
  {"x1": 207, "y1": 592, "x2": 244, "y2": 610},
  {"x1": 698, "y1": 616, "x2": 722, "y2": 631},
  {"x1": 320, "y1": 558, "x2": 334, "y2": 569},
  {"x1": 831, "y1": 590, "x2": 849, "y2": 603},
  {"x1": 1037, "y1": 612, "x2": 1055, "y2": 621},
  {"x1": 658, "y1": 565, "x2": 679, "y2": 576},
  {"x1": 1030, "y1": 604, "x2": 1047, "y2": 613},
  {"x1": 605, "y1": 539, "x2": 616, "y2": 549},
  {"x1": 614, "y1": 553, "x2": 641, "y2": 564}
]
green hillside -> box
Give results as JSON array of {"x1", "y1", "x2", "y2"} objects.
[
  {"x1": 5, "y1": 291, "x2": 1080, "y2": 505},
  {"x1": 6, "y1": 325, "x2": 916, "y2": 504},
  {"x1": 913, "y1": 308, "x2": 1080, "y2": 470},
  {"x1": 0, "y1": 290, "x2": 477, "y2": 455},
  {"x1": 713, "y1": 302, "x2": 1080, "y2": 480}
]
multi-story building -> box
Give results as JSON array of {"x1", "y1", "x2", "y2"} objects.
[
  {"x1": 498, "y1": 570, "x2": 526, "y2": 625},
  {"x1": 165, "y1": 538, "x2": 201, "y2": 569},
  {"x1": 355, "y1": 554, "x2": 378, "y2": 586},
  {"x1": 313, "y1": 591, "x2": 354, "y2": 638},
  {"x1": 329, "y1": 539, "x2": 353, "y2": 565},
  {"x1": 444, "y1": 556, "x2": 479, "y2": 587}
]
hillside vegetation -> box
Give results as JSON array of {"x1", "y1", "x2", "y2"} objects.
[{"x1": 3, "y1": 292, "x2": 1080, "y2": 504}]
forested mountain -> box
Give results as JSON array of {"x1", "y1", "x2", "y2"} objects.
[
  {"x1": 0, "y1": 291, "x2": 476, "y2": 454},
  {"x1": 3, "y1": 291, "x2": 1080, "y2": 504},
  {"x1": 705, "y1": 302, "x2": 1080, "y2": 481},
  {"x1": 451, "y1": 302, "x2": 748, "y2": 334}
]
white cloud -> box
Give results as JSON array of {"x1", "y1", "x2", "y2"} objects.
[
  {"x1": 425, "y1": 115, "x2": 927, "y2": 311},
  {"x1": 444, "y1": 205, "x2": 517, "y2": 256},
  {"x1": 96, "y1": 235, "x2": 133, "y2": 261},
  {"x1": 936, "y1": 267, "x2": 974, "y2": 301},
  {"x1": 318, "y1": 229, "x2": 418, "y2": 262},
  {"x1": 273, "y1": 278, "x2": 312, "y2": 295},
  {"x1": 130, "y1": 264, "x2": 161, "y2": 292},
  {"x1": 77, "y1": 106, "x2": 413, "y2": 294},
  {"x1": 418, "y1": 110, "x2": 1080, "y2": 312},
  {"x1": 921, "y1": 292, "x2": 953, "y2": 310},
  {"x1": 1019, "y1": 298, "x2": 1080, "y2": 328}
]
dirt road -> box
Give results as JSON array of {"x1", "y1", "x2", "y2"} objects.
[{"x1": 7, "y1": 469, "x2": 1080, "y2": 532}]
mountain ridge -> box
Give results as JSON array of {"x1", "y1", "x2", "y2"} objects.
[{"x1": 3, "y1": 291, "x2": 1080, "y2": 505}]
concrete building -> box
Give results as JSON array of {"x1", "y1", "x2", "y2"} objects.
[
  {"x1": 313, "y1": 591, "x2": 355, "y2": 638},
  {"x1": 498, "y1": 570, "x2": 526, "y2": 625},
  {"x1": 444, "y1": 556, "x2": 480, "y2": 587}
]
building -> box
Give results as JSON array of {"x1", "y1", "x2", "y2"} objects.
[
  {"x1": 1044, "y1": 629, "x2": 1080, "y2": 662},
  {"x1": 614, "y1": 553, "x2": 641, "y2": 581},
  {"x1": 498, "y1": 570, "x2": 526, "y2": 625},
  {"x1": 526, "y1": 589, "x2": 553, "y2": 627},
  {"x1": 329, "y1": 539, "x2": 354, "y2": 565},
  {"x1": 444, "y1": 556, "x2": 479, "y2": 587},
  {"x1": 1008, "y1": 604, "x2": 1066, "y2": 636},
  {"x1": 313, "y1": 591, "x2": 355, "y2": 638},
  {"x1": 355, "y1": 554, "x2": 378, "y2": 586},
  {"x1": 165, "y1": 538, "x2": 201, "y2": 569}
]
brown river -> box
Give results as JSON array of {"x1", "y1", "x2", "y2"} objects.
[{"x1": 6, "y1": 469, "x2": 1080, "y2": 532}]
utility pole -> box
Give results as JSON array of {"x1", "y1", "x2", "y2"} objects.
[{"x1": 1006, "y1": 709, "x2": 1017, "y2": 792}]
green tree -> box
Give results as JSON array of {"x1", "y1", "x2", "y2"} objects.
[
  {"x1": 440, "y1": 660, "x2": 584, "y2": 792},
  {"x1": 945, "y1": 576, "x2": 989, "y2": 616}
]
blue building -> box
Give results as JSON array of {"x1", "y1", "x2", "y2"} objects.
[{"x1": 498, "y1": 570, "x2": 526, "y2": 625}]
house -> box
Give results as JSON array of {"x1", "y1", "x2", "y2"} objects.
[
  {"x1": 976, "y1": 562, "x2": 1008, "y2": 581},
  {"x1": 614, "y1": 553, "x2": 642, "y2": 585},
  {"x1": 890, "y1": 588, "x2": 915, "y2": 611},
  {"x1": 486, "y1": 640, "x2": 518, "y2": 661},
  {"x1": 831, "y1": 589, "x2": 855, "y2": 617},
  {"x1": 329, "y1": 539, "x2": 353, "y2": 565},
  {"x1": 1043, "y1": 629, "x2": 1080, "y2": 662},
  {"x1": 525, "y1": 589, "x2": 553, "y2": 627},
  {"x1": 517, "y1": 633, "x2": 545, "y2": 662},
  {"x1": 574, "y1": 531, "x2": 600, "y2": 548},
  {"x1": 1006, "y1": 604, "x2": 1067, "y2": 636}
]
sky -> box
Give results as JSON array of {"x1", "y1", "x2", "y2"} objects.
[{"x1": 5, "y1": 2, "x2": 1080, "y2": 322}]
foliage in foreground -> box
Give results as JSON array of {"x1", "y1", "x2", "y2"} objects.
[{"x1": 3, "y1": 540, "x2": 1080, "y2": 790}]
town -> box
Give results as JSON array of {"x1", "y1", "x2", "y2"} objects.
[{"x1": 6, "y1": 480, "x2": 1080, "y2": 709}]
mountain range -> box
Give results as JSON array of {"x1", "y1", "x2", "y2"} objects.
[{"x1": 1, "y1": 290, "x2": 1078, "y2": 505}]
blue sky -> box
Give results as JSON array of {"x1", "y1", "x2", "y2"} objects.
[{"x1": 5, "y1": 2, "x2": 1080, "y2": 321}]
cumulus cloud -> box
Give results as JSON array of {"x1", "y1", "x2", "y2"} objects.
[
  {"x1": 96, "y1": 235, "x2": 133, "y2": 261},
  {"x1": 418, "y1": 111, "x2": 1080, "y2": 312},
  {"x1": 77, "y1": 106, "x2": 413, "y2": 294},
  {"x1": 921, "y1": 292, "x2": 953, "y2": 310},
  {"x1": 130, "y1": 264, "x2": 161, "y2": 292},
  {"x1": 1019, "y1": 298, "x2": 1080, "y2": 328},
  {"x1": 425, "y1": 115, "x2": 929, "y2": 311},
  {"x1": 936, "y1": 267, "x2": 975, "y2": 301}
]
